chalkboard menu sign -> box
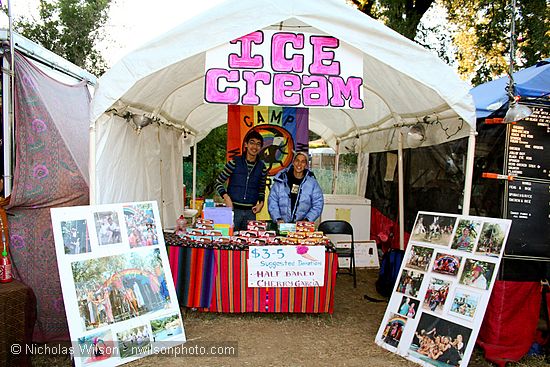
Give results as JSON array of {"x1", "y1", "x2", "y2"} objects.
[
  {"x1": 507, "y1": 104, "x2": 550, "y2": 180},
  {"x1": 505, "y1": 179, "x2": 550, "y2": 258},
  {"x1": 504, "y1": 101, "x2": 550, "y2": 259}
]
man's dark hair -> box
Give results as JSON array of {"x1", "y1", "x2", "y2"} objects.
[{"x1": 244, "y1": 130, "x2": 264, "y2": 145}]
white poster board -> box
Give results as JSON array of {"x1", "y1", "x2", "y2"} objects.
[
  {"x1": 248, "y1": 245, "x2": 325, "y2": 287},
  {"x1": 51, "y1": 201, "x2": 185, "y2": 367},
  {"x1": 375, "y1": 211, "x2": 511, "y2": 367},
  {"x1": 337, "y1": 240, "x2": 379, "y2": 268}
]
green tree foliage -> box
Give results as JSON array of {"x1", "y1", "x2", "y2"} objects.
[
  {"x1": 14, "y1": 0, "x2": 111, "y2": 76},
  {"x1": 443, "y1": 0, "x2": 549, "y2": 85},
  {"x1": 183, "y1": 125, "x2": 228, "y2": 200},
  {"x1": 352, "y1": 0, "x2": 549, "y2": 85},
  {"x1": 351, "y1": 0, "x2": 435, "y2": 40}
]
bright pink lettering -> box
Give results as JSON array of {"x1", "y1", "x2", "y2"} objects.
[
  {"x1": 204, "y1": 69, "x2": 240, "y2": 104},
  {"x1": 302, "y1": 75, "x2": 329, "y2": 106},
  {"x1": 241, "y1": 71, "x2": 271, "y2": 105},
  {"x1": 273, "y1": 74, "x2": 301, "y2": 106},
  {"x1": 309, "y1": 36, "x2": 340, "y2": 76},
  {"x1": 229, "y1": 31, "x2": 264, "y2": 69},
  {"x1": 271, "y1": 32, "x2": 304, "y2": 73},
  {"x1": 329, "y1": 76, "x2": 364, "y2": 109}
]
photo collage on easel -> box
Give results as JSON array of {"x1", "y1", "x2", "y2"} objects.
[
  {"x1": 375, "y1": 211, "x2": 511, "y2": 367},
  {"x1": 52, "y1": 201, "x2": 186, "y2": 367}
]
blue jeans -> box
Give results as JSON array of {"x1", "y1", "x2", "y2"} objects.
[{"x1": 233, "y1": 208, "x2": 256, "y2": 232}]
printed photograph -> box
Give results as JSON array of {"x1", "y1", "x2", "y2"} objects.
[
  {"x1": 406, "y1": 245, "x2": 434, "y2": 272},
  {"x1": 397, "y1": 295, "x2": 420, "y2": 319},
  {"x1": 61, "y1": 219, "x2": 90, "y2": 255},
  {"x1": 76, "y1": 329, "x2": 115, "y2": 364},
  {"x1": 410, "y1": 313, "x2": 472, "y2": 367},
  {"x1": 449, "y1": 288, "x2": 481, "y2": 319},
  {"x1": 72, "y1": 248, "x2": 171, "y2": 331},
  {"x1": 151, "y1": 313, "x2": 184, "y2": 342},
  {"x1": 450, "y1": 219, "x2": 482, "y2": 252},
  {"x1": 381, "y1": 313, "x2": 407, "y2": 348},
  {"x1": 94, "y1": 211, "x2": 122, "y2": 246},
  {"x1": 432, "y1": 253, "x2": 462, "y2": 276},
  {"x1": 124, "y1": 203, "x2": 159, "y2": 248},
  {"x1": 459, "y1": 259, "x2": 496, "y2": 291},
  {"x1": 423, "y1": 278, "x2": 451, "y2": 314},
  {"x1": 475, "y1": 222, "x2": 509, "y2": 257},
  {"x1": 396, "y1": 269, "x2": 424, "y2": 298},
  {"x1": 52, "y1": 201, "x2": 185, "y2": 367},
  {"x1": 411, "y1": 214, "x2": 457, "y2": 246},
  {"x1": 116, "y1": 325, "x2": 152, "y2": 359}
]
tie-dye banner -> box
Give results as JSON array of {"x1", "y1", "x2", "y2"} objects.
[
  {"x1": 227, "y1": 105, "x2": 309, "y2": 220},
  {"x1": 227, "y1": 105, "x2": 309, "y2": 177}
]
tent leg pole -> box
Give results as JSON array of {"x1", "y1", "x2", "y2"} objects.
[
  {"x1": 356, "y1": 149, "x2": 362, "y2": 196},
  {"x1": 89, "y1": 124, "x2": 96, "y2": 204},
  {"x1": 331, "y1": 141, "x2": 340, "y2": 194},
  {"x1": 192, "y1": 141, "x2": 197, "y2": 210},
  {"x1": 4, "y1": 0, "x2": 15, "y2": 196},
  {"x1": 2, "y1": 57, "x2": 13, "y2": 197},
  {"x1": 462, "y1": 127, "x2": 476, "y2": 215},
  {"x1": 398, "y1": 131, "x2": 405, "y2": 251}
]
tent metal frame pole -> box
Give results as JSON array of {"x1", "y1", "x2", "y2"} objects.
[
  {"x1": 398, "y1": 130, "x2": 405, "y2": 251},
  {"x1": 462, "y1": 127, "x2": 476, "y2": 214},
  {"x1": 89, "y1": 124, "x2": 96, "y2": 204},
  {"x1": 331, "y1": 141, "x2": 340, "y2": 194},
  {"x1": 356, "y1": 148, "x2": 362, "y2": 196},
  {"x1": 2, "y1": 0, "x2": 15, "y2": 197},
  {"x1": 2, "y1": 57, "x2": 13, "y2": 197},
  {"x1": 192, "y1": 141, "x2": 197, "y2": 210}
]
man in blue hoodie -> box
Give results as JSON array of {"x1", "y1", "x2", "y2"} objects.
[
  {"x1": 215, "y1": 131, "x2": 268, "y2": 231},
  {"x1": 268, "y1": 152, "x2": 324, "y2": 223}
]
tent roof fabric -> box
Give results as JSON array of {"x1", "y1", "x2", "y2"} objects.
[
  {"x1": 470, "y1": 59, "x2": 550, "y2": 118},
  {"x1": 91, "y1": 0, "x2": 475, "y2": 153}
]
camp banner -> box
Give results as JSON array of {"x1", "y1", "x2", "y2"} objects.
[{"x1": 227, "y1": 105, "x2": 309, "y2": 219}]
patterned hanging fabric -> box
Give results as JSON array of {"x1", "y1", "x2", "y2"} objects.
[{"x1": 7, "y1": 52, "x2": 91, "y2": 342}]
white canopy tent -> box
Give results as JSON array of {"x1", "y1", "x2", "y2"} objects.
[{"x1": 90, "y1": 0, "x2": 476, "y2": 236}]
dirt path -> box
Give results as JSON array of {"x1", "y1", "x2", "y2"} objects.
[
  {"x1": 130, "y1": 268, "x2": 418, "y2": 367},
  {"x1": 32, "y1": 268, "x2": 546, "y2": 366}
]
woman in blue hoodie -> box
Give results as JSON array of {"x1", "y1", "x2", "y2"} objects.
[{"x1": 268, "y1": 152, "x2": 324, "y2": 223}]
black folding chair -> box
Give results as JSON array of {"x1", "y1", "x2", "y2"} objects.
[{"x1": 318, "y1": 220, "x2": 356, "y2": 288}]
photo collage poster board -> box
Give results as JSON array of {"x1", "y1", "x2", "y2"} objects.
[
  {"x1": 51, "y1": 201, "x2": 186, "y2": 367},
  {"x1": 375, "y1": 211, "x2": 511, "y2": 367}
]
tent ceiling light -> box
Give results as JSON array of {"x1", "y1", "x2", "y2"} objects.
[
  {"x1": 503, "y1": 101, "x2": 532, "y2": 123},
  {"x1": 128, "y1": 114, "x2": 154, "y2": 133},
  {"x1": 406, "y1": 124, "x2": 426, "y2": 148},
  {"x1": 132, "y1": 114, "x2": 153, "y2": 128}
]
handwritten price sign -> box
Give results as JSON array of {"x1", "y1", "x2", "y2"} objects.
[
  {"x1": 250, "y1": 247, "x2": 285, "y2": 260},
  {"x1": 247, "y1": 245, "x2": 325, "y2": 287}
]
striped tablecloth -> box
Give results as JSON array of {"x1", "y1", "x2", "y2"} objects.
[{"x1": 165, "y1": 235, "x2": 337, "y2": 314}]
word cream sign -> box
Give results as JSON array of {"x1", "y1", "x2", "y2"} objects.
[
  {"x1": 248, "y1": 245, "x2": 326, "y2": 287},
  {"x1": 205, "y1": 30, "x2": 364, "y2": 109}
]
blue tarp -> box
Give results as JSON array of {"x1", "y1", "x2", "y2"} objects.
[{"x1": 470, "y1": 59, "x2": 550, "y2": 118}]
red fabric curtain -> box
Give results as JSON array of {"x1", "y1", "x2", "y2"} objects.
[
  {"x1": 477, "y1": 280, "x2": 542, "y2": 366},
  {"x1": 370, "y1": 207, "x2": 410, "y2": 251}
]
